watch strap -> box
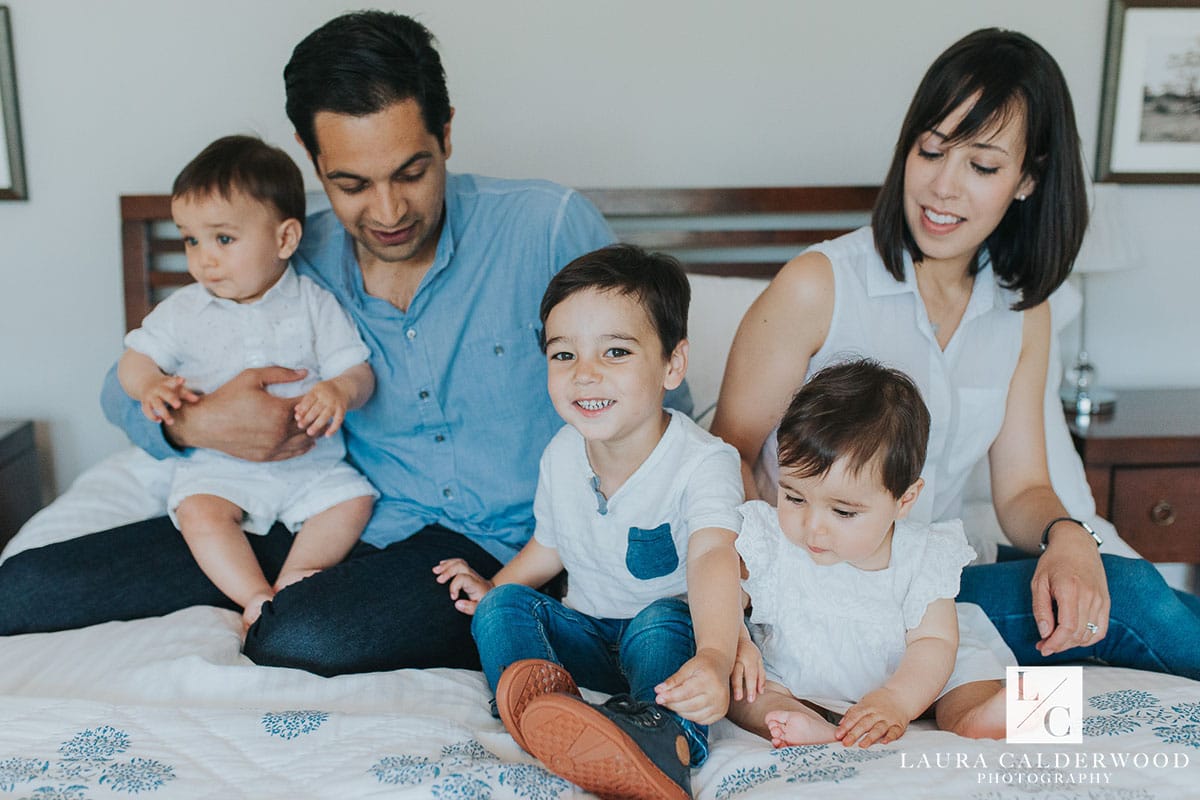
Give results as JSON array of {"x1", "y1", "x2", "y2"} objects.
[{"x1": 1039, "y1": 516, "x2": 1103, "y2": 551}]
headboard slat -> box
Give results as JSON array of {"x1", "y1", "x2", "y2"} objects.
[{"x1": 119, "y1": 185, "x2": 880, "y2": 332}]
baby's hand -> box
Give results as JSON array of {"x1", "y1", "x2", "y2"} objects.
[
  {"x1": 140, "y1": 375, "x2": 200, "y2": 425},
  {"x1": 654, "y1": 648, "x2": 730, "y2": 725},
  {"x1": 295, "y1": 379, "x2": 351, "y2": 438},
  {"x1": 432, "y1": 558, "x2": 494, "y2": 615},
  {"x1": 731, "y1": 624, "x2": 766, "y2": 703},
  {"x1": 836, "y1": 688, "x2": 908, "y2": 748}
]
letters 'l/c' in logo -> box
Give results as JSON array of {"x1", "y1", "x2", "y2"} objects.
[{"x1": 1005, "y1": 666, "x2": 1083, "y2": 744}]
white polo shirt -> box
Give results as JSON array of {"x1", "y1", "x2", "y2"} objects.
[{"x1": 533, "y1": 410, "x2": 743, "y2": 619}]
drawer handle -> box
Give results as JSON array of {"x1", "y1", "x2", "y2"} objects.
[{"x1": 1150, "y1": 501, "x2": 1176, "y2": 527}]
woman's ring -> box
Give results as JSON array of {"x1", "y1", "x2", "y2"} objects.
[{"x1": 1085, "y1": 622, "x2": 1099, "y2": 635}]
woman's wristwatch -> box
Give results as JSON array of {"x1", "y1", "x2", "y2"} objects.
[{"x1": 1039, "y1": 516, "x2": 1103, "y2": 551}]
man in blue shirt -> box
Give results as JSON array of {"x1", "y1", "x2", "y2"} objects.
[{"x1": 0, "y1": 11, "x2": 685, "y2": 676}]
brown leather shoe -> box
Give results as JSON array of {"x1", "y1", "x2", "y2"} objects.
[
  {"x1": 519, "y1": 692, "x2": 691, "y2": 800},
  {"x1": 494, "y1": 658, "x2": 580, "y2": 753}
]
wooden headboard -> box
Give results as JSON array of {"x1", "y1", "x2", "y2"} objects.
[{"x1": 119, "y1": 186, "x2": 879, "y2": 333}]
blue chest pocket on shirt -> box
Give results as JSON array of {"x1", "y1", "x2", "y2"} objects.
[{"x1": 626, "y1": 523, "x2": 679, "y2": 580}]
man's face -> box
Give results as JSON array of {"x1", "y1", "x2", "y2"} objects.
[{"x1": 308, "y1": 99, "x2": 451, "y2": 272}]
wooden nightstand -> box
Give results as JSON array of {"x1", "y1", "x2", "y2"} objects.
[
  {"x1": 1068, "y1": 389, "x2": 1200, "y2": 563},
  {"x1": 0, "y1": 419, "x2": 44, "y2": 551}
]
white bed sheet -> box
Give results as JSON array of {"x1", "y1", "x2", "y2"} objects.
[
  {"x1": 3, "y1": 450, "x2": 1199, "y2": 799},
  {"x1": 1, "y1": 607, "x2": 1198, "y2": 799}
]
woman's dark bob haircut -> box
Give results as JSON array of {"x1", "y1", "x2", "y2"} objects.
[{"x1": 871, "y1": 28, "x2": 1088, "y2": 310}]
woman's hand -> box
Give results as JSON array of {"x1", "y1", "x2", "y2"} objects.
[{"x1": 1032, "y1": 529, "x2": 1110, "y2": 656}]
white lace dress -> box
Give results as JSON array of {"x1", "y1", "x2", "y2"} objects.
[{"x1": 737, "y1": 500, "x2": 1014, "y2": 713}]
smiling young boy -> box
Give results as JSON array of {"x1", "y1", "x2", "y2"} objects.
[
  {"x1": 118, "y1": 135, "x2": 377, "y2": 631},
  {"x1": 434, "y1": 245, "x2": 743, "y2": 800}
]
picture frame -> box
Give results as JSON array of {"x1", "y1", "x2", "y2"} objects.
[
  {"x1": 1097, "y1": 0, "x2": 1200, "y2": 183},
  {"x1": 0, "y1": 5, "x2": 26, "y2": 200}
]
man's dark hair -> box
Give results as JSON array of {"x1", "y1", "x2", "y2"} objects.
[
  {"x1": 872, "y1": 28, "x2": 1088, "y2": 311},
  {"x1": 539, "y1": 244, "x2": 690, "y2": 359},
  {"x1": 777, "y1": 360, "x2": 930, "y2": 500},
  {"x1": 284, "y1": 11, "x2": 451, "y2": 158},
  {"x1": 172, "y1": 135, "x2": 305, "y2": 223}
]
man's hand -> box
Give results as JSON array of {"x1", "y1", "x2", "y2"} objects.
[
  {"x1": 654, "y1": 648, "x2": 732, "y2": 725},
  {"x1": 1032, "y1": 530, "x2": 1110, "y2": 656},
  {"x1": 167, "y1": 367, "x2": 312, "y2": 462}
]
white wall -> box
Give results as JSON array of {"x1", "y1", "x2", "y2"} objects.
[{"x1": 1, "y1": 0, "x2": 1197, "y2": 494}]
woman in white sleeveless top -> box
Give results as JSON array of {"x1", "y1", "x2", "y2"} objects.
[{"x1": 712, "y1": 28, "x2": 1200, "y2": 678}]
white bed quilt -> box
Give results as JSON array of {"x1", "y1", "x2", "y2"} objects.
[{"x1": 1, "y1": 607, "x2": 1198, "y2": 800}]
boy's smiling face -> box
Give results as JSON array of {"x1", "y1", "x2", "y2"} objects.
[{"x1": 543, "y1": 287, "x2": 687, "y2": 456}]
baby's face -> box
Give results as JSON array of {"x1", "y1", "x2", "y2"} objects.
[
  {"x1": 172, "y1": 190, "x2": 292, "y2": 304},
  {"x1": 775, "y1": 457, "x2": 909, "y2": 571},
  {"x1": 543, "y1": 287, "x2": 685, "y2": 453}
]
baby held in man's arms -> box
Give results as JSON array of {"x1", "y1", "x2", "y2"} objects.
[
  {"x1": 118, "y1": 135, "x2": 377, "y2": 631},
  {"x1": 729, "y1": 359, "x2": 1012, "y2": 749}
]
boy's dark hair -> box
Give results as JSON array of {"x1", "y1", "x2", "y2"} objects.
[
  {"x1": 284, "y1": 11, "x2": 451, "y2": 159},
  {"x1": 539, "y1": 244, "x2": 690, "y2": 359},
  {"x1": 777, "y1": 360, "x2": 930, "y2": 500},
  {"x1": 872, "y1": 28, "x2": 1087, "y2": 311},
  {"x1": 172, "y1": 135, "x2": 305, "y2": 224}
]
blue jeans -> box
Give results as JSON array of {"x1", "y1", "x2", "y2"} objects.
[
  {"x1": 959, "y1": 552, "x2": 1200, "y2": 680},
  {"x1": 0, "y1": 518, "x2": 500, "y2": 676},
  {"x1": 472, "y1": 584, "x2": 709, "y2": 766}
]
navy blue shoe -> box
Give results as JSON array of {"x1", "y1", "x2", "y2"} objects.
[{"x1": 519, "y1": 692, "x2": 691, "y2": 800}]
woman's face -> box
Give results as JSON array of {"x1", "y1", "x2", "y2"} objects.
[{"x1": 902, "y1": 98, "x2": 1037, "y2": 271}]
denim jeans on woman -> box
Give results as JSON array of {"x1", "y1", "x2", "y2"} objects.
[
  {"x1": 471, "y1": 583, "x2": 709, "y2": 765},
  {"x1": 959, "y1": 551, "x2": 1200, "y2": 680}
]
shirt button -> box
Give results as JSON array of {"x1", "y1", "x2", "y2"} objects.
[
  {"x1": 419, "y1": 390, "x2": 429, "y2": 400},
  {"x1": 443, "y1": 487, "x2": 453, "y2": 498},
  {"x1": 406, "y1": 329, "x2": 417, "y2": 340},
  {"x1": 434, "y1": 434, "x2": 445, "y2": 442},
  {"x1": 494, "y1": 345, "x2": 504, "y2": 355}
]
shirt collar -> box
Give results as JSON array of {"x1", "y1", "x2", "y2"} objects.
[{"x1": 867, "y1": 246, "x2": 1005, "y2": 322}]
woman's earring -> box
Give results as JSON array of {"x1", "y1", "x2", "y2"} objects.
[{"x1": 1017, "y1": 194, "x2": 1027, "y2": 201}]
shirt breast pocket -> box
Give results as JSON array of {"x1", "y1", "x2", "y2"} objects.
[
  {"x1": 458, "y1": 324, "x2": 544, "y2": 422},
  {"x1": 626, "y1": 523, "x2": 680, "y2": 580}
]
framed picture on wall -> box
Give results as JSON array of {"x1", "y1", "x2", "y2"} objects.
[
  {"x1": 0, "y1": 5, "x2": 26, "y2": 200},
  {"x1": 1097, "y1": 0, "x2": 1200, "y2": 183}
]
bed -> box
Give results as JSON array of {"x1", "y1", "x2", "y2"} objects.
[{"x1": 1, "y1": 186, "x2": 1197, "y2": 800}]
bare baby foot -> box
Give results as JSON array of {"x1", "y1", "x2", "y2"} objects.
[
  {"x1": 764, "y1": 708, "x2": 838, "y2": 747},
  {"x1": 950, "y1": 686, "x2": 1006, "y2": 740}
]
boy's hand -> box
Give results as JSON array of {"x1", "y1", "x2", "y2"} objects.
[
  {"x1": 295, "y1": 379, "x2": 351, "y2": 437},
  {"x1": 140, "y1": 375, "x2": 200, "y2": 425},
  {"x1": 432, "y1": 558, "x2": 494, "y2": 615},
  {"x1": 836, "y1": 687, "x2": 908, "y2": 748},
  {"x1": 654, "y1": 648, "x2": 731, "y2": 725},
  {"x1": 731, "y1": 625, "x2": 766, "y2": 703}
]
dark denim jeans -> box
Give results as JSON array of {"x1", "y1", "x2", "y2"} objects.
[
  {"x1": 959, "y1": 551, "x2": 1200, "y2": 680},
  {"x1": 471, "y1": 584, "x2": 709, "y2": 766},
  {"x1": 0, "y1": 517, "x2": 500, "y2": 676}
]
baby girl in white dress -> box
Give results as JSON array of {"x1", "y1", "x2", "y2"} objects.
[{"x1": 728, "y1": 360, "x2": 1012, "y2": 749}]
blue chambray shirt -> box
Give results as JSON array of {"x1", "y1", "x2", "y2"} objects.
[{"x1": 101, "y1": 173, "x2": 692, "y2": 562}]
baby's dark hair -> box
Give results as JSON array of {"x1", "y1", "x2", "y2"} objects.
[
  {"x1": 539, "y1": 244, "x2": 689, "y2": 359},
  {"x1": 777, "y1": 359, "x2": 930, "y2": 499},
  {"x1": 172, "y1": 135, "x2": 305, "y2": 224}
]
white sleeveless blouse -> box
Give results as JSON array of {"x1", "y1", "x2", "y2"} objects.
[{"x1": 757, "y1": 227, "x2": 1024, "y2": 526}]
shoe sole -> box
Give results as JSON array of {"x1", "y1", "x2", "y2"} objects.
[
  {"x1": 494, "y1": 659, "x2": 580, "y2": 753},
  {"x1": 520, "y1": 693, "x2": 689, "y2": 800}
]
